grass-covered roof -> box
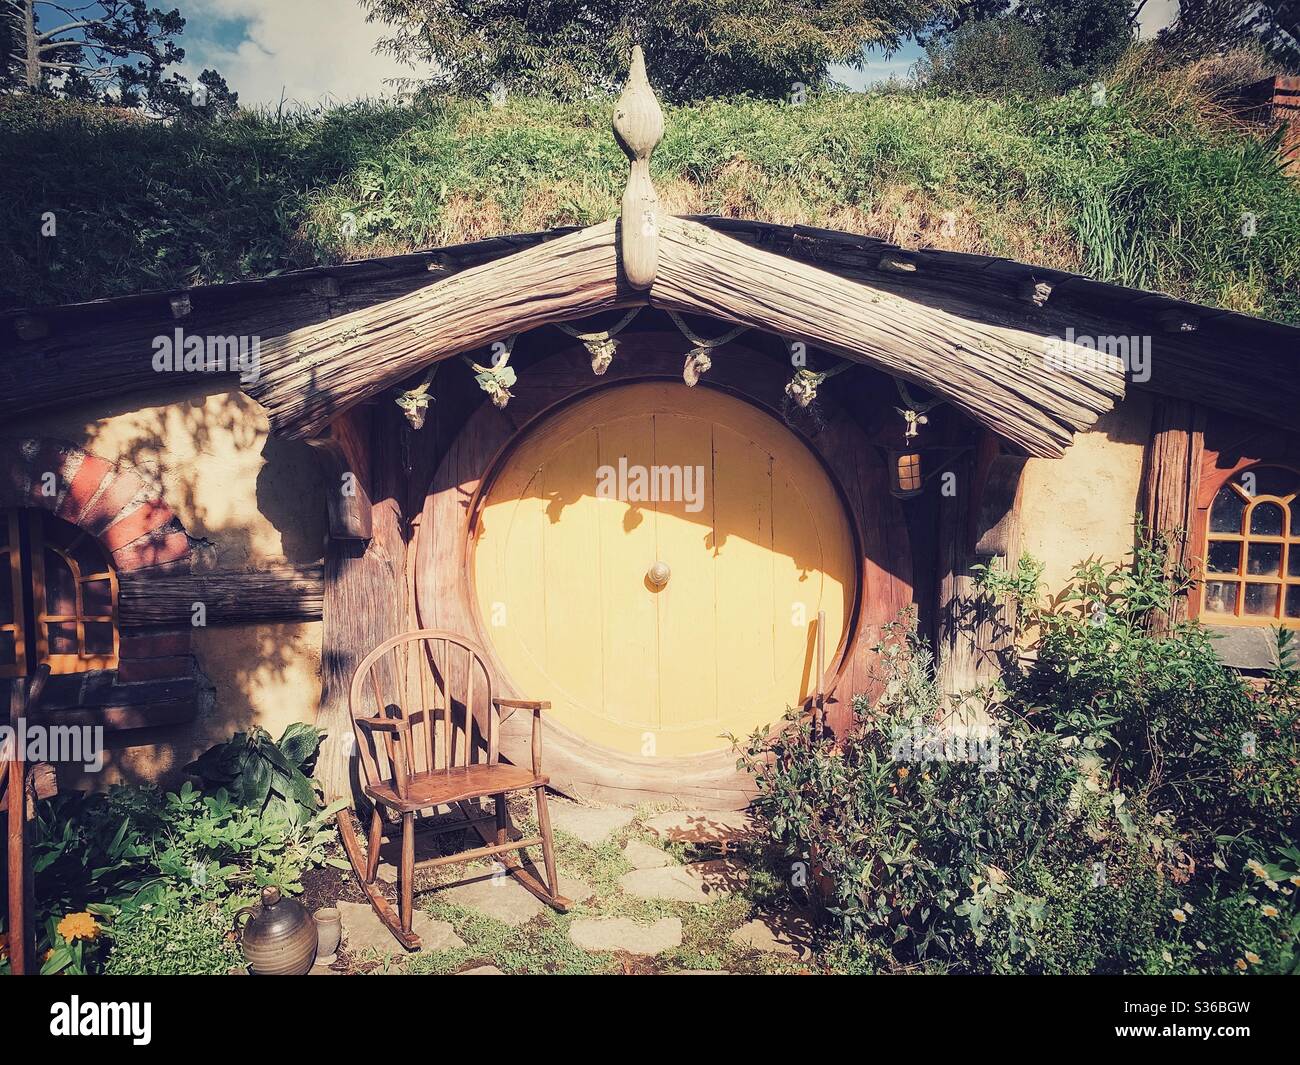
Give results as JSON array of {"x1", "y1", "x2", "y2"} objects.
[{"x1": 2, "y1": 49, "x2": 1298, "y2": 322}]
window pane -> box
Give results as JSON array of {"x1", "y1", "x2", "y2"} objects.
[
  {"x1": 0, "y1": 630, "x2": 14, "y2": 666},
  {"x1": 1251, "y1": 503, "x2": 1285, "y2": 537},
  {"x1": 43, "y1": 549, "x2": 77, "y2": 614},
  {"x1": 83, "y1": 621, "x2": 114, "y2": 655},
  {"x1": 1203, "y1": 581, "x2": 1238, "y2": 615},
  {"x1": 1288, "y1": 586, "x2": 1300, "y2": 619},
  {"x1": 1210, "y1": 488, "x2": 1245, "y2": 533},
  {"x1": 46, "y1": 621, "x2": 78, "y2": 654},
  {"x1": 1244, "y1": 583, "x2": 1280, "y2": 617},
  {"x1": 69, "y1": 533, "x2": 111, "y2": 577},
  {"x1": 82, "y1": 578, "x2": 112, "y2": 617},
  {"x1": 1247, "y1": 543, "x2": 1282, "y2": 577},
  {"x1": 1207, "y1": 540, "x2": 1240, "y2": 574},
  {"x1": 1291, "y1": 547, "x2": 1300, "y2": 579}
]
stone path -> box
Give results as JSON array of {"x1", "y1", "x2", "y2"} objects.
[
  {"x1": 643, "y1": 809, "x2": 754, "y2": 851},
  {"x1": 457, "y1": 964, "x2": 504, "y2": 975},
  {"x1": 623, "y1": 839, "x2": 673, "y2": 868},
  {"x1": 547, "y1": 801, "x2": 637, "y2": 846},
  {"x1": 337, "y1": 900, "x2": 466, "y2": 957},
  {"x1": 619, "y1": 858, "x2": 747, "y2": 903},
  {"x1": 729, "y1": 908, "x2": 818, "y2": 960},
  {"x1": 432, "y1": 866, "x2": 594, "y2": 926},
  {"x1": 568, "y1": 917, "x2": 682, "y2": 955}
]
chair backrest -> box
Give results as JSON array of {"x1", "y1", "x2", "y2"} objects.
[{"x1": 348, "y1": 629, "x2": 499, "y2": 789}]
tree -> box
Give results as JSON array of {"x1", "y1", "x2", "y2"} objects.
[
  {"x1": 1160, "y1": 0, "x2": 1300, "y2": 70},
  {"x1": 362, "y1": 0, "x2": 951, "y2": 102},
  {"x1": 2, "y1": 0, "x2": 236, "y2": 116}
]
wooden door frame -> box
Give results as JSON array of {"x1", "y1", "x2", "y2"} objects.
[{"x1": 412, "y1": 328, "x2": 913, "y2": 808}]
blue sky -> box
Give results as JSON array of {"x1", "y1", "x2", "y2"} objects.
[{"x1": 168, "y1": 1, "x2": 1179, "y2": 109}]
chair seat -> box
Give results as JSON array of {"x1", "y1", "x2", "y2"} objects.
[{"x1": 365, "y1": 763, "x2": 548, "y2": 811}]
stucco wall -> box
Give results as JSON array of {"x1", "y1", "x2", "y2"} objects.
[
  {"x1": 12, "y1": 382, "x2": 326, "y2": 787},
  {"x1": 1019, "y1": 392, "x2": 1153, "y2": 596}
]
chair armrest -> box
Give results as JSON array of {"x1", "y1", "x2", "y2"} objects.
[
  {"x1": 355, "y1": 716, "x2": 412, "y2": 734},
  {"x1": 493, "y1": 699, "x2": 551, "y2": 712}
]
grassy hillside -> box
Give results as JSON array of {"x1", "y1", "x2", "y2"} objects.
[{"x1": 3, "y1": 50, "x2": 1298, "y2": 321}]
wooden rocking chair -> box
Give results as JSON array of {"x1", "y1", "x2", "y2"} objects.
[{"x1": 337, "y1": 629, "x2": 570, "y2": 949}]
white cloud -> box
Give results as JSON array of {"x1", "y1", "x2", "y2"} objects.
[
  {"x1": 180, "y1": 0, "x2": 431, "y2": 109},
  {"x1": 1136, "y1": 0, "x2": 1180, "y2": 40}
]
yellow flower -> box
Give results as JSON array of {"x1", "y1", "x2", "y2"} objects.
[
  {"x1": 1171, "y1": 908, "x2": 1187, "y2": 923},
  {"x1": 1244, "y1": 951, "x2": 1262, "y2": 964},
  {"x1": 56, "y1": 912, "x2": 99, "y2": 943},
  {"x1": 1289, "y1": 875, "x2": 1300, "y2": 887},
  {"x1": 1235, "y1": 958, "x2": 1248, "y2": 970},
  {"x1": 1246, "y1": 859, "x2": 1268, "y2": 881},
  {"x1": 897, "y1": 767, "x2": 909, "y2": 780},
  {"x1": 1261, "y1": 905, "x2": 1280, "y2": 919}
]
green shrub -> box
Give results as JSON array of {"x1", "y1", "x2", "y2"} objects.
[{"x1": 105, "y1": 899, "x2": 241, "y2": 976}]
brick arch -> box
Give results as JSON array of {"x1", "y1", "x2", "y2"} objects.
[{"x1": 0, "y1": 437, "x2": 191, "y2": 574}]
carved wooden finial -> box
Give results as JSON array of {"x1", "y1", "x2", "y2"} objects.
[{"x1": 612, "y1": 45, "x2": 664, "y2": 289}]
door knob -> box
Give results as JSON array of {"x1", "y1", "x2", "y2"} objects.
[{"x1": 647, "y1": 561, "x2": 671, "y2": 587}]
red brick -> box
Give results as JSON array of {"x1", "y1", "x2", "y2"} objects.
[
  {"x1": 113, "y1": 528, "x2": 191, "y2": 571},
  {"x1": 120, "y1": 631, "x2": 192, "y2": 658},
  {"x1": 56, "y1": 453, "x2": 114, "y2": 523},
  {"x1": 101, "y1": 499, "x2": 175, "y2": 552},
  {"x1": 116, "y1": 655, "x2": 193, "y2": 683},
  {"x1": 80, "y1": 469, "x2": 148, "y2": 534}
]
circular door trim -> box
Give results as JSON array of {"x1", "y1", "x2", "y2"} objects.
[{"x1": 413, "y1": 329, "x2": 912, "y2": 808}]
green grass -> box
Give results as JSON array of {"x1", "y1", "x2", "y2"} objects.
[{"x1": 3, "y1": 65, "x2": 1298, "y2": 322}]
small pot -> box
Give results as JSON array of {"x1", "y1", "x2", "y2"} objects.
[
  {"x1": 314, "y1": 907, "x2": 342, "y2": 962},
  {"x1": 233, "y1": 886, "x2": 317, "y2": 976}
]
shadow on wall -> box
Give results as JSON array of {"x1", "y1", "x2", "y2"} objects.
[{"x1": 12, "y1": 380, "x2": 329, "y2": 790}]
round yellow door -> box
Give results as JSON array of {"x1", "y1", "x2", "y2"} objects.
[{"x1": 473, "y1": 381, "x2": 855, "y2": 757}]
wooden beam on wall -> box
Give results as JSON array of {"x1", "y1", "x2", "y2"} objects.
[
  {"x1": 118, "y1": 564, "x2": 324, "y2": 626},
  {"x1": 1140, "y1": 397, "x2": 1205, "y2": 629}
]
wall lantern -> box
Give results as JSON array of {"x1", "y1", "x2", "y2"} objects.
[{"x1": 890, "y1": 449, "x2": 924, "y2": 499}]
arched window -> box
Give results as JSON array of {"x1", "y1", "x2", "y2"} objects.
[
  {"x1": 1201, "y1": 465, "x2": 1300, "y2": 626},
  {"x1": 0, "y1": 509, "x2": 118, "y2": 678}
]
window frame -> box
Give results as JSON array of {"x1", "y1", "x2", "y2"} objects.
[
  {"x1": 1197, "y1": 465, "x2": 1300, "y2": 629},
  {"x1": 0, "y1": 508, "x2": 119, "y2": 677}
]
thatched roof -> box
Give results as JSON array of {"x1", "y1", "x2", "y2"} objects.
[{"x1": 3, "y1": 213, "x2": 1296, "y2": 455}]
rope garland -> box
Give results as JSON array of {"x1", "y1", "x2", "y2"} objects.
[
  {"x1": 784, "y1": 360, "x2": 852, "y2": 408},
  {"x1": 555, "y1": 308, "x2": 642, "y2": 375},
  {"x1": 894, "y1": 378, "x2": 945, "y2": 440},
  {"x1": 667, "y1": 310, "x2": 746, "y2": 387}
]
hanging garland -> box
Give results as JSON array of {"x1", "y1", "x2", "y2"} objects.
[
  {"x1": 784, "y1": 361, "x2": 852, "y2": 408},
  {"x1": 463, "y1": 334, "x2": 519, "y2": 409},
  {"x1": 394, "y1": 364, "x2": 438, "y2": 430},
  {"x1": 667, "y1": 311, "x2": 746, "y2": 387},
  {"x1": 894, "y1": 378, "x2": 945, "y2": 441},
  {"x1": 555, "y1": 308, "x2": 642, "y2": 375}
]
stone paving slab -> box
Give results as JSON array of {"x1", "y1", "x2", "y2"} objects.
[
  {"x1": 432, "y1": 868, "x2": 594, "y2": 926},
  {"x1": 619, "y1": 857, "x2": 746, "y2": 903},
  {"x1": 623, "y1": 839, "x2": 675, "y2": 869},
  {"x1": 569, "y1": 916, "x2": 682, "y2": 955},
  {"x1": 548, "y1": 801, "x2": 637, "y2": 846},
  {"x1": 729, "y1": 908, "x2": 817, "y2": 960},
  {"x1": 458, "y1": 964, "x2": 504, "y2": 975},
  {"x1": 338, "y1": 900, "x2": 466, "y2": 956},
  {"x1": 643, "y1": 809, "x2": 754, "y2": 849}
]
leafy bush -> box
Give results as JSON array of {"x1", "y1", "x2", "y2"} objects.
[
  {"x1": 1, "y1": 724, "x2": 345, "y2": 975},
  {"x1": 741, "y1": 534, "x2": 1300, "y2": 973},
  {"x1": 186, "y1": 722, "x2": 325, "y2": 822},
  {"x1": 105, "y1": 899, "x2": 241, "y2": 976}
]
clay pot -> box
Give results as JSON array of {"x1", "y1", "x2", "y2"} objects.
[
  {"x1": 233, "y1": 886, "x2": 318, "y2": 976},
  {"x1": 314, "y1": 907, "x2": 342, "y2": 961}
]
